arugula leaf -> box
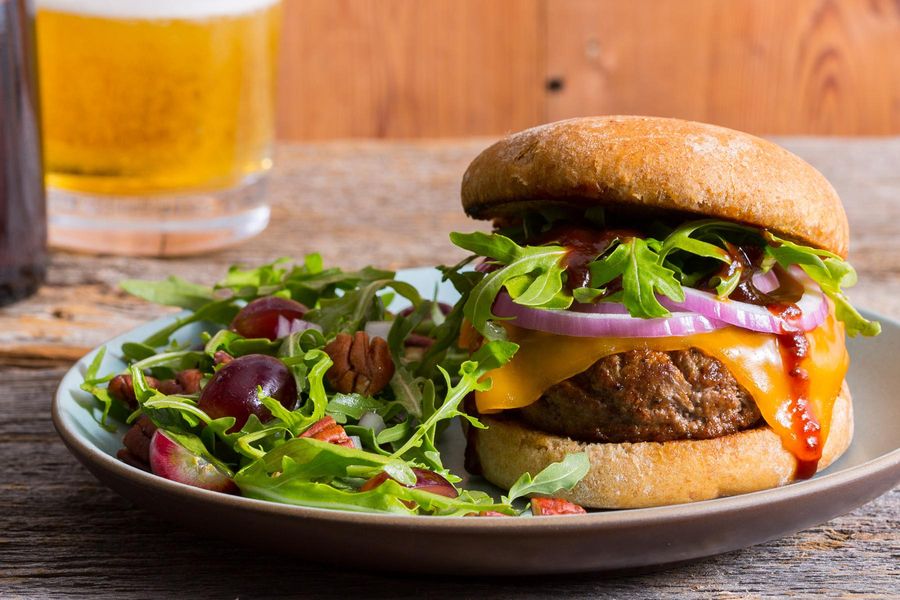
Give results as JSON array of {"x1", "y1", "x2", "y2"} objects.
[
  {"x1": 237, "y1": 458, "x2": 514, "y2": 515},
  {"x1": 141, "y1": 299, "x2": 240, "y2": 348},
  {"x1": 388, "y1": 365, "x2": 427, "y2": 418},
  {"x1": 305, "y1": 279, "x2": 421, "y2": 337},
  {"x1": 217, "y1": 258, "x2": 292, "y2": 298},
  {"x1": 120, "y1": 342, "x2": 158, "y2": 363},
  {"x1": 79, "y1": 347, "x2": 123, "y2": 431},
  {"x1": 450, "y1": 232, "x2": 569, "y2": 338},
  {"x1": 390, "y1": 341, "x2": 518, "y2": 472},
  {"x1": 203, "y1": 329, "x2": 281, "y2": 359},
  {"x1": 451, "y1": 217, "x2": 877, "y2": 336},
  {"x1": 130, "y1": 350, "x2": 205, "y2": 373},
  {"x1": 235, "y1": 439, "x2": 515, "y2": 515},
  {"x1": 413, "y1": 265, "x2": 480, "y2": 378},
  {"x1": 764, "y1": 233, "x2": 880, "y2": 337},
  {"x1": 589, "y1": 238, "x2": 684, "y2": 318},
  {"x1": 657, "y1": 219, "x2": 750, "y2": 264},
  {"x1": 285, "y1": 265, "x2": 394, "y2": 308},
  {"x1": 120, "y1": 276, "x2": 215, "y2": 311},
  {"x1": 504, "y1": 452, "x2": 590, "y2": 503},
  {"x1": 325, "y1": 393, "x2": 385, "y2": 423}
]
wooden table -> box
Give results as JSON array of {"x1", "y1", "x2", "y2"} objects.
[{"x1": 2, "y1": 140, "x2": 898, "y2": 597}]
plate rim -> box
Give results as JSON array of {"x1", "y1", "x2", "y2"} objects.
[{"x1": 52, "y1": 267, "x2": 900, "y2": 531}]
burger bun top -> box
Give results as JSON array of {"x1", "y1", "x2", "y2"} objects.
[{"x1": 461, "y1": 116, "x2": 849, "y2": 257}]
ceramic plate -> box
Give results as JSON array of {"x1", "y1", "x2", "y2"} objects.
[{"x1": 52, "y1": 268, "x2": 900, "y2": 574}]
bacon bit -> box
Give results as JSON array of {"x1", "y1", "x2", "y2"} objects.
[
  {"x1": 465, "y1": 511, "x2": 511, "y2": 517},
  {"x1": 213, "y1": 350, "x2": 234, "y2": 365},
  {"x1": 299, "y1": 416, "x2": 354, "y2": 447},
  {"x1": 530, "y1": 497, "x2": 587, "y2": 516},
  {"x1": 360, "y1": 471, "x2": 391, "y2": 493}
]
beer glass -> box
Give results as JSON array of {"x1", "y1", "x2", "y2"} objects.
[{"x1": 35, "y1": 0, "x2": 281, "y2": 255}]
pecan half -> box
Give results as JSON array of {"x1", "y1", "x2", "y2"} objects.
[
  {"x1": 176, "y1": 369, "x2": 203, "y2": 394},
  {"x1": 116, "y1": 415, "x2": 158, "y2": 471},
  {"x1": 324, "y1": 332, "x2": 395, "y2": 395},
  {"x1": 109, "y1": 374, "x2": 146, "y2": 409},
  {"x1": 108, "y1": 374, "x2": 183, "y2": 408},
  {"x1": 213, "y1": 351, "x2": 234, "y2": 365}
]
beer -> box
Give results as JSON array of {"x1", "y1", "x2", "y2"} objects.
[
  {"x1": 1, "y1": 0, "x2": 47, "y2": 305},
  {"x1": 36, "y1": 0, "x2": 280, "y2": 195}
]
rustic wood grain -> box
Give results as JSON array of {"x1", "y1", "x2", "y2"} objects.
[
  {"x1": 275, "y1": 0, "x2": 900, "y2": 139},
  {"x1": 276, "y1": 0, "x2": 545, "y2": 139},
  {"x1": 545, "y1": 0, "x2": 900, "y2": 135},
  {"x1": 1, "y1": 139, "x2": 898, "y2": 596}
]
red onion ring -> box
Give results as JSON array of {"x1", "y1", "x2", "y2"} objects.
[
  {"x1": 475, "y1": 259, "x2": 498, "y2": 273},
  {"x1": 660, "y1": 274, "x2": 827, "y2": 334},
  {"x1": 275, "y1": 316, "x2": 322, "y2": 338},
  {"x1": 753, "y1": 270, "x2": 779, "y2": 294},
  {"x1": 560, "y1": 270, "x2": 826, "y2": 335},
  {"x1": 493, "y1": 293, "x2": 728, "y2": 338}
]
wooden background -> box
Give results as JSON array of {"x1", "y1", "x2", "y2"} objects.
[{"x1": 276, "y1": 0, "x2": 900, "y2": 139}]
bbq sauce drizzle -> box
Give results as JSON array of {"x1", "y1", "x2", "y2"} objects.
[
  {"x1": 728, "y1": 250, "x2": 823, "y2": 479},
  {"x1": 531, "y1": 225, "x2": 641, "y2": 290},
  {"x1": 531, "y1": 226, "x2": 825, "y2": 479}
]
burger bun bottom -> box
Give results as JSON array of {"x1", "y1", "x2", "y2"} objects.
[{"x1": 470, "y1": 383, "x2": 853, "y2": 509}]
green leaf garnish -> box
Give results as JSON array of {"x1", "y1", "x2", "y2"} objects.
[
  {"x1": 120, "y1": 276, "x2": 214, "y2": 311},
  {"x1": 505, "y1": 452, "x2": 591, "y2": 503},
  {"x1": 450, "y1": 217, "x2": 879, "y2": 337},
  {"x1": 763, "y1": 232, "x2": 880, "y2": 337},
  {"x1": 589, "y1": 238, "x2": 684, "y2": 319},
  {"x1": 450, "y1": 231, "x2": 569, "y2": 339}
]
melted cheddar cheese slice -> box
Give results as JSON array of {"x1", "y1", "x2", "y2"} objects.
[{"x1": 475, "y1": 312, "x2": 848, "y2": 460}]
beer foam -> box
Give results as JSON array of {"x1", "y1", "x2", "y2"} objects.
[{"x1": 35, "y1": 0, "x2": 279, "y2": 19}]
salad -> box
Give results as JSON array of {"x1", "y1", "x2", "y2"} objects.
[{"x1": 80, "y1": 256, "x2": 589, "y2": 516}]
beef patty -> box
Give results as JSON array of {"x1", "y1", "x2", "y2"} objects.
[{"x1": 517, "y1": 348, "x2": 762, "y2": 443}]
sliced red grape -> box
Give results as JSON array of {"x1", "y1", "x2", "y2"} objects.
[
  {"x1": 198, "y1": 354, "x2": 297, "y2": 431},
  {"x1": 360, "y1": 467, "x2": 458, "y2": 499},
  {"x1": 230, "y1": 296, "x2": 308, "y2": 340},
  {"x1": 149, "y1": 430, "x2": 237, "y2": 494}
]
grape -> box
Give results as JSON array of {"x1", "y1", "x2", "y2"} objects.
[
  {"x1": 149, "y1": 430, "x2": 237, "y2": 493},
  {"x1": 230, "y1": 296, "x2": 308, "y2": 340},
  {"x1": 198, "y1": 354, "x2": 297, "y2": 431}
]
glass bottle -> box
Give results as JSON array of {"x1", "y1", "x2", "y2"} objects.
[{"x1": 0, "y1": 0, "x2": 46, "y2": 306}]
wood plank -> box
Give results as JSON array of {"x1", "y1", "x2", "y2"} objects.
[
  {"x1": 276, "y1": 0, "x2": 545, "y2": 140},
  {"x1": 546, "y1": 0, "x2": 900, "y2": 135}
]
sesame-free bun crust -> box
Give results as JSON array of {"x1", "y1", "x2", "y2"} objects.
[
  {"x1": 471, "y1": 383, "x2": 853, "y2": 509},
  {"x1": 461, "y1": 116, "x2": 849, "y2": 257}
]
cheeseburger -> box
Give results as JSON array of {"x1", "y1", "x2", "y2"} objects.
[{"x1": 450, "y1": 116, "x2": 879, "y2": 509}]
